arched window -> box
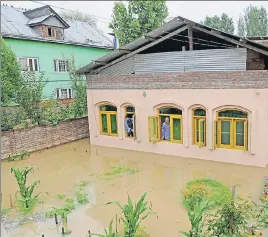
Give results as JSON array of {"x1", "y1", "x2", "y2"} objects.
[
  {"x1": 148, "y1": 106, "x2": 183, "y2": 143},
  {"x1": 125, "y1": 106, "x2": 136, "y2": 138},
  {"x1": 193, "y1": 108, "x2": 206, "y2": 147},
  {"x1": 99, "y1": 104, "x2": 118, "y2": 136},
  {"x1": 214, "y1": 109, "x2": 248, "y2": 150}
]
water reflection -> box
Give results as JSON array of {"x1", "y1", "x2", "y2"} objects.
[{"x1": 1, "y1": 139, "x2": 267, "y2": 237}]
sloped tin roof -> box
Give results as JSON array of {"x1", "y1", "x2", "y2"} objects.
[
  {"x1": 77, "y1": 15, "x2": 268, "y2": 74},
  {"x1": 1, "y1": 5, "x2": 113, "y2": 49}
]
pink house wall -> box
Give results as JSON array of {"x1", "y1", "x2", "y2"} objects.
[{"x1": 87, "y1": 88, "x2": 268, "y2": 167}]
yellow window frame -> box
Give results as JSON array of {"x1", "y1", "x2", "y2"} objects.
[
  {"x1": 193, "y1": 115, "x2": 206, "y2": 147},
  {"x1": 233, "y1": 119, "x2": 248, "y2": 151},
  {"x1": 158, "y1": 113, "x2": 183, "y2": 144},
  {"x1": 125, "y1": 107, "x2": 136, "y2": 139},
  {"x1": 216, "y1": 112, "x2": 248, "y2": 150},
  {"x1": 99, "y1": 111, "x2": 118, "y2": 136},
  {"x1": 148, "y1": 116, "x2": 159, "y2": 143}
]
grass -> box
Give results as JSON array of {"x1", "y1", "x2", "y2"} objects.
[
  {"x1": 63, "y1": 229, "x2": 72, "y2": 235},
  {"x1": 98, "y1": 166, "x2": 140, "y2": 180},
  {"x1": 45, "y1": 197, "x2": 75, "y2": 218},
  {"x1": 7, "y1": 151, "x2": 30, "y2": 162},
  {"x1": 1, "y1": 208, "x2": 11, "y2": 215},
  {"x1": 46, "y1": 180, "x2": 90, "y2": 217}
]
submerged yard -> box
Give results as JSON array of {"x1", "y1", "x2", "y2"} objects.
[{"x1": 1, "y1": 138, "x2": 268, "y2": 237}]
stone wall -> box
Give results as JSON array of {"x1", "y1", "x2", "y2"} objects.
[{"x1": 1, "y1": 117, "x2": 89, "y2": 159}]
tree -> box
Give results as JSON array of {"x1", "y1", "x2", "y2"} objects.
[
  {"x1": 17, "y1": 71, "x2": 46, "y2": 125},
  {"x1": 69, "y1": 56, "x2": 87, "y2": 118},
  {"x1": 61, "y1": 10, "x2": 97, "y2": 26},
  {"x1": 243, "y1": 5, "x2": 267, "y2": 36},
  {"x1": 109, "y1": 0, "x2": 168, "y2": 46},
  {"x1": 237, "y1": 15, "x2": 246, "y2": 37},
  {"x1": 0, "y1": 38, "x2": 22, "y2": 105},
  {"x1": 201, "y1": 13, "x2": 235, "y2": 34}
]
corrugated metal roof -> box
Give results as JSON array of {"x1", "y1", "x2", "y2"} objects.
[
  {"x1": 77, "y1": 15, "x2": 268, "y2": 74},
  {"x1": 1, "y1": 5, "x2": 113, "y2": 49},
  {"x1": 27, "y1": 14, "x2": 51, "y2": 25}
]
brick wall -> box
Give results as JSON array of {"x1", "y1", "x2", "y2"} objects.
[
  {"x1": 1, "y1": 117, "x2": 89, "y2": 159},
  {"x1": 87, "y1": 70, "x2": 268, "y2": 90}
]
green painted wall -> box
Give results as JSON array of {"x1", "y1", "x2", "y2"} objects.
[{"x1": 5, "y1": 38, "x2": 110, "y2": 98}]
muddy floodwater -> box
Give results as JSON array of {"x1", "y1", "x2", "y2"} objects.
[{"x1": 1, "y1": 138, "x2": 268, "y2": 237}]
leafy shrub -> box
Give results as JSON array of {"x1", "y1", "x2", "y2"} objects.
[
  {"x1": 183, "y1": 178, "x2": 232, "y2": 211},
  {"x1": 205, "y1": 197, "x2": 256, "y2": 237},
  {"x1": 1, "y1": 107, "x2": 27, "y2": 131}
]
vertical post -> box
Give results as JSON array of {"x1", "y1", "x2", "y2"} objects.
[
  {"x1": 62, "y1": 227, "x2": 65, "y2": 235},
  {"x1": 188, "y1": 24, "x2": 193, "y2": 51},
  {"x1": 55, "y1": 213, "x2": 58, "y2": 225},
  {"x1": 230, "y1": 186, "x2": 236, "y2": 235},
  {"x1": 116, "y1": 214, "x2": 118, "y2": 233},
  {"x1": 88, "y1": 230, "x2": 91, "y2": 237},
  {"x1": 9, "y1": 194, "x2": 13, "y2": 207}
]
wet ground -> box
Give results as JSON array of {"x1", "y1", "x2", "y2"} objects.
[{"x1": 1, "y1": 138, "x2": 268, "y2": 237}]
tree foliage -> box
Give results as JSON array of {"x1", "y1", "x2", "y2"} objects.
[
  {"x1": 201, "y1": 13, "x2": 235, "y2": 34},
  {"x1": 109, "y1": 0, "x2": 168, "y2": 46},
  {"x1": 61, "y1": 10, "x2": 97, "y2": 26},
  {"x1": 16, "y1": 71, "x2": 46, "y2": 125},
  {"x1": 242, "y1": 5, "x2": 268, "y2": 37},
  {"x1": 69, "y1": 56, "x2": 87, "y2": 118},
  {"x1": 237, "y1": 14, "x2": 246, "y2": 37},
  {"x1": 0, "y1": 38, "x2": 22, "y2": 105}
]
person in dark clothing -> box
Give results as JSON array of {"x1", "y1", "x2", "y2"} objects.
[{"x1": 125, "y1": 115, "x2": 134, "y2": 137}]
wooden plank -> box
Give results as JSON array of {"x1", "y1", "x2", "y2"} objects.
[
  {"x1": 94, "y1": 25, "x2": 188, "y2": 73},
  {"x1": 188, "y1": 25, "x2": 193, "y2": 51},
  {"x1": 194, "y1": 25, "x2": 268, "y2": 56}
]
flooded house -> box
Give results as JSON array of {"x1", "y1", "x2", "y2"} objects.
[{"x1": 77, "y1": 16, "x2": 268, "y2": 168}]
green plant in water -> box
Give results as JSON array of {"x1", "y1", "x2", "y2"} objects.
[
  {"x1": 103, "y1": 166, "x2": 140, "y2": 179},
  {"x1": 76, "y1": 188, "x2": 88, "y2": 205},
  {"x1": 106, "y1": 192, "x2": 155, "y2": 237},
  {"x1": 183, "y1": 178, "x2": 232, "y2": 211},
  {"x1": 205, "y1": 197, "x2": 256, "y2": 237},
  {"x1": 181, "y1": 198, "x2": 214, "y2": 237},
  {"x1": 136, "y1": 225, "x2": 149, "y2": 237},
  {"x1": 75, "y1": 180, "x2": 89, "y2": 204},
  {"x1": 7, "y1": 151, "x2": 30, "y2": 162},
  {"x1": 11, "y1": 167, "x2": 40, "y2": 214},
  {"x1": 92, "y1": 219, "x2": 119, "y2": 237},
  {"x1": 63, "y1": 229, "x2": 72, "y2": 235},
  {"x1": 257, "y1": 178, "x2": 268, "y2": 228},
  {"x1": 57, "y1": 194, "x2": 67, "y2": 200},
  {"x1": 1, "y1": 208, "x2": 11, "y2": 215},
  {"x1": 45, "y1": 197, "x2": 75, "y2": 218}
]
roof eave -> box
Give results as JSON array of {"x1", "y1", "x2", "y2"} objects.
[{"x1": 2, "y1": 34, "x2": 113, "y2": 49}]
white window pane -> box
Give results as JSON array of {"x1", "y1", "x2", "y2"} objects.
[
  {"x1": 60, "y1": 89, "x2": 68, "y2": 99},
  {"x1": 18, "y1": 58, "x2": 27, "y2": 71}
]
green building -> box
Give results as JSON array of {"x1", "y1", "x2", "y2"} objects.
[{"x1": 1, "y1": 4, "x2": 112, "y2": 99}]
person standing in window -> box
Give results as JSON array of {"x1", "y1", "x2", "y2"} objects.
[
  {"x1": 162, "y1": 117, "x2": 170, "y2": 140},
  {"x1": 125, "y1": 115, "x2": 134, "y2": 137}
]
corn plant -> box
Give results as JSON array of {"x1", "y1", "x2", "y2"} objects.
[
  {"x1": 92, "y1": 219, "x2": 119, "y2": 237},
  {"x1": 11, "y1": 167, "x2": 40, "y2": 212},
  {"x1": 106, "y1": 192, "x2": 155, "y2": 237},
  {"x1": 181, "y1": 199, "x2": 214, "y2": 237}
]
